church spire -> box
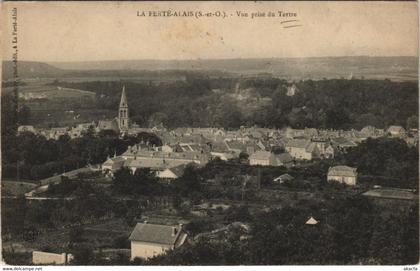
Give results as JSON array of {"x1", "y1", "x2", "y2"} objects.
[
  {"x1": 118, "y1": 85, "x2": 129, "y2": 131},
  {"x1": 119, "y1": 85, "x2": 128, "y2": 108}
]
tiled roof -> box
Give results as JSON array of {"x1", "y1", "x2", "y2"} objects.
[
  {"x1": 331, "y1": 137, "x2": 357, "y2": 147},
  {"x1": 168, "y1": 164, "x2": 188, "y2": 177},
  {"x1": 286, "y1": 139, "x2": 310, "y2": 149},
  {"x1": 276, "y1": 153, "x2": 293, "y2": 163},
  {"x1": 103, "y1": 156, "x2": 126, "y2": 166},
  {"x1": 129, "y1": 223, "x2": 185, "y2": 246},
  {"x1": 210, "y1": 142, "x2": 229, "y2": 152},
  {"x1": 387, "y1": 126, "x2": 405, "y2": 132},
  {"x1": 328, "y1": 166, "x2": 357, "y2": 177},
  {"x1": 122, "y1": 150, "x2": 209, "y2": 161},
  {"x1": 250, "y1": 151, "x2": 273, "y2": 160},
  {"x1": 225, "y1": 140, "x2": 245, "y2": 151},
  {"x1": 126, "y1": 159, "x2": 167, "y2": 170},
  {"x1": 362, "y1": 188, "x2": 418, "y2": 201}
]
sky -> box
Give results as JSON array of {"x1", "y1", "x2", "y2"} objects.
[{"x1": 1, "y1": 1, "x2": 418, "y2": 62}]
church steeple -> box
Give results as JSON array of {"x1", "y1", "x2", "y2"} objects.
[
  {"x1": 118, "y1": 85, "x2": 129, "y2": 131},
  {"x1": 120, "y1": 85, "x2": 128, "y2": 108}
]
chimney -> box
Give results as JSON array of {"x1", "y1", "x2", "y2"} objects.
[{"x1": 172, "y1": 227, "x2": 178, "y2": 236}]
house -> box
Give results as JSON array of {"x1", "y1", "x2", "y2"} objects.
[
  {"x1": 327, "y1": 165, "x2": 357, "y2": 186},
  {"x1": 285, "y1": 139, "x2": 320, "y2": 160},
  {"x1": 102, "y1": 156, "x2": 127, "y2": 175},
  {"x1": 275, "y1": 153, "x2": 294, "y2": 167},
  {"x1": 49, "y1": 127, "x2": 69, "y2": 140},
  {"x1": 17, "y1": 125, "x2": 36, "y2": 134},
  {"x1": 126, "y1": 158, "x2": 168, "y2": 174},
  {"x1": 77, "y1": 122, "x2": 95, "y2": 130},
  {"x1": 70, "y1": 122, "x2": 95, "y2": 138},
  {"x1": 330, "y1": 137, "x2": 357, "y2": 150},
  {"x1": 157, "y1": 164, "x2": 187, "y2": 180},
  {"x1": 224, "y1": 140, "x2": 261, "y2": 155},
  {"x1": 285, "y1": 127, "x2": 305, "y2": 139},
  {"x1": 325, "y1": 144, "x2": 335, "y2": 158},
  {"x1": 224, "y1": 140, "x2": 246, "y2": 154},
  {"x1": 273, "y1": 173, "x2": 294, "y2": 183},
  {"x1": 310, "y1": 138, "x2": 329, "y2": 157},
  {"x1": 97, "y1": 119, "x2": 120, "y2": 133},
  {"x1": 209, "y1": 141, "x2": 238, "y2": 161},
  {"x1": 129, "y1": 223, "x2": 188, "y2": 260},
  {"x1": 249, "y1": 151, "x2": 277, "y2": 166},
  {"x1": 123, "y1": 150, "x2": 208, "y2": 174},
  {"x1": 286, "y1": 84, "x2": 299, "y2": 96},
  {"x1": 304, "y1": 128, "x2": 318, "y2": 138},
  {"x1": 387, "y1": 125, "x2": 406, "y2": 138},
  {"x1": 214, "y1": 128, "x2": 226, "y2": 137},
  {"x1": 69, "y1": 127, "x2": 83, "y2": 138},
  {"x1": 160, "y1": 144, "x2": 175, "y2": 153},
  {"x1": 305, "y1": 217, "x2": 319, "y2": 225},
  {"x1": 362, "y1": 188, "x2": 419, "y2": 201},
  {"x1": 121, "y1": 149, "x2": 210, "y2": 166},
  {"x1": 360, "y1": 126, "x2": 384, "y2": 138},
  {"x1": 70, "y1": 123, "x2": 95, "y2": 138}
]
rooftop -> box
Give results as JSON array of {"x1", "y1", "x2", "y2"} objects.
[
  {"x1": 363, "y1": 188, "x2": 418, "y2": 201},
  {"x1": 249, "y1": 150, "x2": 273, "y2": 160},
  {"x1": 328, "y1": 165, "x2": 357, "y2": 177},
  {"x1": 129, "y1": 223, "x2": 186, "y2": 246}
]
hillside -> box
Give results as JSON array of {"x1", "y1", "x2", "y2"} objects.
[
  {"x1": 50, "y1": 56, "x2": 418, "y2": 81},
  {"x1": 2, "y1": 61, "x2": 65, "y2": 80}
]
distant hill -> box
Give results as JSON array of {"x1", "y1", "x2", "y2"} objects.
[
  {"x1": 1, "y1": 61, "x2": 232, "y2": 81},
  {"x1": 2, "y1": 61, "x2": 65, "y2": 80},
  {"x1": 2, "y1": 56, "x2": 418, "y2": 81},
  {"x1": 49, "y1": 56, "x2": 418, "y2": 81}
]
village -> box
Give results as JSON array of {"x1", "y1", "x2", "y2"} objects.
[{"x1": 4, "y1": 86, "x2": 418, "y2": 265}]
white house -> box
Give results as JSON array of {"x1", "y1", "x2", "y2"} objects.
[
  {"x1": 286, "y1": 84, "x2": 299, "y2": 97},
  {"x1": 387, "y1": 125, "x2": 406, "y2": 138},
  {"x1": 285, "y1": 139, "x2": 320, "y2": 160},
  {"x1": 18, "y1": 125, "x2": 37, "y2": 134},
  {"x1": 327, "y1": 165, "x2": 358, "y2": 186},
  {"x1": 129, "y1": 223, "x2": 188, "y2": 260},
  {"x1": 249, "y1": 151, "x2": 277, "y2": 166}
]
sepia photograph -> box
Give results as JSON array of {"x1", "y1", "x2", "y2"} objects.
[{"x1": 0, "y1": 1, "x2": 419, "y2": 267}]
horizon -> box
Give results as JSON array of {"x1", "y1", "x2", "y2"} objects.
[{"x1": 2, "y1": 55, "x2": 418, "y2": 64}]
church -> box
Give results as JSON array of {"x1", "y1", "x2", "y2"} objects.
[{"x1": 97, "y1": 86, "x2": 130, "y2": 134}]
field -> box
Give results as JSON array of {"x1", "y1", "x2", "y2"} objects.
[
  {"x1": 2, "y1": 181, "x2": 38, "y2": 196},
  {"x1": 3, "y1": 84, "x2": 95, "y2": 100}
]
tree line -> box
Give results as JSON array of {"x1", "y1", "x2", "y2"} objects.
[
  {"x1": 1, "y1": 130, "x2": 160, "y2": 181},
  {"x1": 50, "y1": 78, "x2": 418, "y2": 130}
]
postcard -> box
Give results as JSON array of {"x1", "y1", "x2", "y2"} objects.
[{"x1": 0, "y1": 1, "x2": 418, "y2": 268}]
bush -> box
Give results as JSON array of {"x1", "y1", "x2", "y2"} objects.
[
  {"x1": 70, "y1": 243, "x2": 95, "y2": 265},
  {"x1": 113, "y1": 235, "x2": 130, "y2": 249}
]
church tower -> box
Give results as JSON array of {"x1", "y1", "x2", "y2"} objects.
[{"x1": 118, "y1": 86, "x2": 129, "y2": 131}]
